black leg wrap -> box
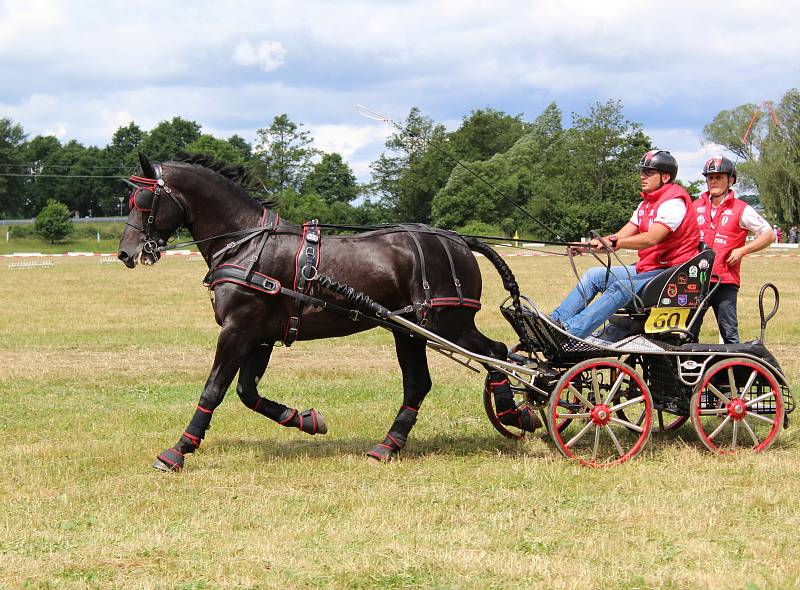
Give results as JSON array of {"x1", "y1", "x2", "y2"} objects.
[
  {"x1": 277, "y1": 407, "x2": 328, "y2": 435},
  {"x1": 367, "y1": 406, "x2": 417, "y2": 462},
  {"x1": 153, "y1": 447, "x2": 184, "y2": 472},
  {"x1": 490, "y1": 373, "x2": 540, "y2": 433}
]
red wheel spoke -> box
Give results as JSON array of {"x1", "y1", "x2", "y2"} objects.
[
  {"x1": 610, "y1": 416, "x2": 644, "y2": 433},
  {"x1": 745, "y1": 391, "x2": 775, "y2": 408},
  {"x1": 708, "y1": 415, "x2": 732, "y2": 440},
  {"x1": 568, "y1": 384, "x2": 594, "y2": 409},
  {"x1": 745, "y1": 411, "x2": 777, "y2": 425},
  {"x1": 741, "y1": 418, "x2": 761, "y2": 446},
  {"x1": 727, "y1": 367, "x2": 738, "y2": 397},
  {"x1": 603, "y1": 372, "x2": 626, "y2": 405},
  {"x1": 604, "y1": 425, "x2": 625, "y2": 457},
  {"x1": 609, "y1": 395, "x2": 644, "y2": 413},
  {"x1": 566, "y1": 420, "x2": 595, "y2": 449},
  {"x1": 707, "y1": 383, "x2": 731, "y2": 404},
  {"x1": 591, "y1": 425, "x2": 601, "y2": 463},
  {"x1": 592, "y1": 368, "x2": 601, "y2": 404},
  {"x1": 740, "y1": 369, "x2": 758, "y2": 396}
]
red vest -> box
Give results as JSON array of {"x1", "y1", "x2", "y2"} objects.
[
  {"x1": 635, "y1": 183, "x2": 700, "y2": 273},
  {"x1": 692, "y1": 191, "x2": 748, "y2": 286}
]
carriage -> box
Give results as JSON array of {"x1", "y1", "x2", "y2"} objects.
[
  {"x1": 408, "y1": 246, "x2": 796, "y2": 467},
  {"x1": 119, "y1": 153, "x2": 795, "y2": 471}
]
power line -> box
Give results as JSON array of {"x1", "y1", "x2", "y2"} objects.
[{"x1": 0, "y1": 173, "x2": 125, "y2": 179}]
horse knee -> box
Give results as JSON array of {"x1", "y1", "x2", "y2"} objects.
[{"x1": 236, "y1": 382, "x2": 259, "y2": 409}]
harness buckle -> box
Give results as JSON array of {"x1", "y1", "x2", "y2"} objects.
[
  {"x1": 262, "y1": 278, "x2": 276, "y2": 291},
  {"x1": 300, "y1": 265, "x2": 318, "y2": 282}
]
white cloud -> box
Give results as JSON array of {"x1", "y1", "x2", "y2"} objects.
[{"x1": 232, "y1": 40, "x2": 287, "y2": 73}]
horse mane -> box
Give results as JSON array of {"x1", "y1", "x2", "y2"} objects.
[{"x1": 170, "y1": 152, "x2": 277, "y2": 208}]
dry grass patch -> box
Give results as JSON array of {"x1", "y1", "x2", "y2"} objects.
[{"x1": 1, "y1": 254, "x2": 798, "y2": 589}]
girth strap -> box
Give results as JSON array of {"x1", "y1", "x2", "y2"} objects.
[
  {"x1": 284, "y1": 220, "x2": 321, "y2": 346},
  {"x1": 436, "y1": 234, "x2": 464, "y2": 305}
]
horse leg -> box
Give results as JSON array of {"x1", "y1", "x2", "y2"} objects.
[
  {"x1": 235, "y1": 342, "x2": 327, "y2": 435},
  {"x1": 153, "y1": 325, "x2": 258, "y2": 472},
  {"x1": 442, "y1": 311, "x2": 540, "y2": 433},
  {"x1": 366, "y1": 332, "x2": 432, "y2": 462}
]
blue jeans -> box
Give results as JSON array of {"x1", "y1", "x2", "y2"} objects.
[{"x1": 552, "y1": 265, "x2": 664, "y2": 339}]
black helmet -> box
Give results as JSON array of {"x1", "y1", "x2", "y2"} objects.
[
  {"x1": 702, "y1": 156, "x2": 737, "y2": 183},
  {"x1": 639, "y1": 150, "x2": 678, "y2": 182}
]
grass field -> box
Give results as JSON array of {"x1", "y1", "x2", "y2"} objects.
[{"x1": 1, "y1": 251, "x2": 799, "y2": 589}]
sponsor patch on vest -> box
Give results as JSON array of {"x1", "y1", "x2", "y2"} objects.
[
  {"x1": 697, "y1": 214, "x2": 705, "y2": 225},
  {"x1": 699, "y1": 259, "x2": 709, "y2": 270},
  {"x1": 678, "y1": 294, "x2": 688, "y2": 306},
  {"x1": 688, "y1": 266, "x2": 697, "y2": 277},
  {"x1": 697, "y1": 206, "x2": 706, "y2": 213},
  {"x1": 721, "y1": 215, "x2": 730, "y2": 226},
  {"x1": 687, "y1": 283, "x2": 699, "y2": 292},
  {"x1": 661, "y1": 297, "x2": 672, "y2": 305},
  {"x1": 677, "y1": 273, "x2": 688, "y2": 285},
  {"x1": 723, "y1": 209, "x2": 733, "y2": 215},
  {"x1": 667, "y1": 284, "x2": 678, "y2": 297}
]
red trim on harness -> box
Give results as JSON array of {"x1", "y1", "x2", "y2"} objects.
[
  {"x1": 253, "y1": 398, "x2": 262, "y2": 413},
  {"x1": 209, "y1": 264, "x2": 282, "y2": 295},
  {"x1": 495, "y1": 408, "x2": 518, "y2": 418},
  {"x1": 489, "y1": 379, "x2": 510, "y2": 387},
  {"x1": 386, "y1": 433, "x2": 402, "y2": 448},
  {"x1": 400, "y1": 405, "x2": 418, "y2": 413},
  {"x1": 196, "y1": 405, "x2": 213, "y2": 414},
  {"x1": 430, "y1": 297, "x2": 481, "y2": 309}
]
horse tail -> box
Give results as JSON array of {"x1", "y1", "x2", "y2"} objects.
[{"x1": 462, "y1": 236, "x2": 520, "y2": 301}]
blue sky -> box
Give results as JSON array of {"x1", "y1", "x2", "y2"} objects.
[{"x1": 1, "y1": 0, "x2": 798, "y2": 185}]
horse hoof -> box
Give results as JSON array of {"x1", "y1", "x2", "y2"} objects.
[
  {"x1": 365, "y1": 455, "x2": 383, "y2": 466},
  {"x1": 366, "y1": 446, "x2": 396, "y2": 463},
  {"x1": 299, "y1": 408, "x2": 328, "y2": 435},
  {"x1": 153, "y1": 448, "x2": 184, "y2": 472}
]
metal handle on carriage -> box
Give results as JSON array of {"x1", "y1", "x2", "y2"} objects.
[{"x1": 759, "y1": 282, "x2": 779, "y2": 342}]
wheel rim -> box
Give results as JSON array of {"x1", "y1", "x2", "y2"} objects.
[
  {"x1": 691, "y1": 359, "x2": 783, "y2": 454},
  {"x1": 548, "y1": 359, "x2": 652, "y2": 467}
]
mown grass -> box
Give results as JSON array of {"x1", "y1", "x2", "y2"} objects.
[{"x1": 1, "y1": 252, "x2": 799, "y2": 589}]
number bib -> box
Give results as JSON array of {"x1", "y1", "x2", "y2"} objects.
[{"x1": 644, "y1": 307, "x2": 691, "y2": 333}]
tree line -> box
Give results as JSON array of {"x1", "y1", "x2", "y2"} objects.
[{"x1": 2, "y1": 90, "x2": 797, "y2": 240}]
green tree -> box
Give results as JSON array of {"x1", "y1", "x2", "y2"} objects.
[
  {"x1": 702, "y1": 103, "x2": 761, "y2": 162},
  {"x1": 0, "y1": 117, "x2": 27, "y2": 218},
  {"x1": 186, "y1": 134, "x2": 249, "y2": 164},
  {"x1": 138, "y1": 117, "x2": 202, "y2": 162},
  {"x1": 301, "y1": 152, "x2": 359, "y2": 204},
  {"x1": 252, "y1": 114, "x2": 319, "y2": 193},
  {"x1": 35, "y1": 199, "x2": 74, "y2": 243}
]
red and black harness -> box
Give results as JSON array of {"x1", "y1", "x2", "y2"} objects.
[
  {"x1": 203, "y1": 219, "x2": 480, "y2": 345},
  {"x1": 125, "y1": 171, "x2": 480, "y2": 346}
]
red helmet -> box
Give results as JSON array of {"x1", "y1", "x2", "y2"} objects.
[
  {"x1": 702, "y1": 156, "x2": 737, "y2": 184},
  {"x1": 639, "y1": 150, "x2": 678, "y2": 182}
]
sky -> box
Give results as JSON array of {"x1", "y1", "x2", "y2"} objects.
[{"x1": 1, "y1": 0, "x2": 798, "y2": 186}]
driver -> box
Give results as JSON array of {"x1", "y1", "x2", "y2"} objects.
[{"x1": 550, "y1": 150, "x2": 700, "y2": 339}]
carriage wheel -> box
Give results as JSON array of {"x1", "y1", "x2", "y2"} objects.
[
  {"x1": 547, "y1": 358, "x2": 652, "y2": 467},
  {"x1": 690, "y1": 358, "x2": 784, "y2": 454}
]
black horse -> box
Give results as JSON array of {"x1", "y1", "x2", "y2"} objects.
[{"x1": 118, "y1": 153, "x2": 535, "y2": 471}]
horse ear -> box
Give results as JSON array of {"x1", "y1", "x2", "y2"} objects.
[{"x1": 138, "y1": 152, "x2": 156, "y2": 179}]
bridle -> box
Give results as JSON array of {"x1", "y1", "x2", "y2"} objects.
[{"x1": 125, "y1": 164, "x2": 187, "y2": 257}]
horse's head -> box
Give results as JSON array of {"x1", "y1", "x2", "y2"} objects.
[{"x1": 118, "y1": 153, "x2": 187, "y2": 268}]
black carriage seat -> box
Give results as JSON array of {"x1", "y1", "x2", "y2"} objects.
[
  {"x1": 610, "y1": 246, "x2": 716, "y2": 337},
  {"x1": 625, "y1": 245, "x2": 716, "y2": 311}
]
